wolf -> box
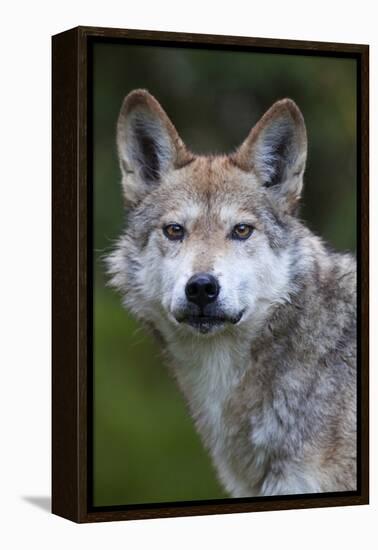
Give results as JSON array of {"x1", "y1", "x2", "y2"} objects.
[{"x1": 107, "y1": 89, "x2": 357, "y2": 497}]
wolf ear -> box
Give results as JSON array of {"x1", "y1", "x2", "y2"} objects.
[
  {"x1": 117, "y1": 89, "x2": 192, "y2": 205},
  {"x1": 233, "y1": 99, "x2": 307, "y2": 213}
]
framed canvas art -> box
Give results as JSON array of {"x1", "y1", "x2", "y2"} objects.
[{"x1": 52, "y1": 26, "x2": 369, "y2": 522}]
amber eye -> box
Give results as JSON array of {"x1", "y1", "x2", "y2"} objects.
[
  {"x1": 163, "y1": 223, "x2": 185, "y2": 241},
  {"x1": 231, "y1": 223, "x2": 254, "y2": 240}
]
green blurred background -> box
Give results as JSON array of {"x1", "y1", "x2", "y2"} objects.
[{"x1": 93, "y1": 42, "x2": 357, "y2": 506}]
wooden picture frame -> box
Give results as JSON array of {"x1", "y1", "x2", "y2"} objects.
[{"x1": 52, "y1": 26, "x2": 369, "y2": 523}]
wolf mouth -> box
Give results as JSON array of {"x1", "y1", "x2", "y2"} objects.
[{"x1": 178, "y1": 310, "x2": 244, "y2": 334}]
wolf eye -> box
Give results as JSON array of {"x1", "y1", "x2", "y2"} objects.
[
  {"x1": 231, "y1": 224, "x2": 254, "y2": 240},
  {"x1": 163, "y1": 223, "x2": 185, "y2": 241}
]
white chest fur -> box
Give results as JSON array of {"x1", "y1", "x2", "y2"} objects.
[{"x1": 168, "y1": 335, "x2": 248, "y2": 452}]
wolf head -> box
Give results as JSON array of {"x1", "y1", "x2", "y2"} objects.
[{"x1": 107, "y1": 90, "x2": 307, "y2": 337}]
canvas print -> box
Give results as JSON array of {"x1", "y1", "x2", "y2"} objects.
[{"x1": 93, "y1": 43, "x2": 357, "y2": 506}]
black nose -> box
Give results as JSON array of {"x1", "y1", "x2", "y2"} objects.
[{"x1": 185, "y1": 273, "x2": 220, "y2": 308}]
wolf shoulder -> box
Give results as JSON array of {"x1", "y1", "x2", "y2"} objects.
[
  {"x1": 316, "y1": 244, "x2": 357, "y2": 361},
  {"x1": 289, "y1": 230, "x2": 357, "y2": 359}
]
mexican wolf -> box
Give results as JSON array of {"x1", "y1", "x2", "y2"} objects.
[{"x1": 107, "y1": 89, "x2": 356, "y2": 496}]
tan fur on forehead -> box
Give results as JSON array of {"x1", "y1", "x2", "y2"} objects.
[{"x1": 169, "y1": 155, "x2": 261, "y2": 201}]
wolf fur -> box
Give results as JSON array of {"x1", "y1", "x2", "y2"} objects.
[{"x1": 107, "y1": 89, "x2": 356, "y2": 497}]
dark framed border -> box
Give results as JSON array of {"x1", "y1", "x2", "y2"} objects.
[{"x1": 52, "y1": 26, "x2": 369, "y2": 523}]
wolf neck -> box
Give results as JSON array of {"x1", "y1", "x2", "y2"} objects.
[{"x1": 166, "y1": 333, "x2": 250, "y2": 448}]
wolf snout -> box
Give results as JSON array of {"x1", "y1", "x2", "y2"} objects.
[{"x1": 185, "y1": 273, "x2": 220, "y2": 308}]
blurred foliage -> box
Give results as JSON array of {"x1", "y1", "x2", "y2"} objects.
[{"x1": 93, "y1": 42, "x2": 357, "y2": 506}]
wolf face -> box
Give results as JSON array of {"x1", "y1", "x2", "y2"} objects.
[{"x1": 108, "y1": 90, "x2": 307, "y2": 338}]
